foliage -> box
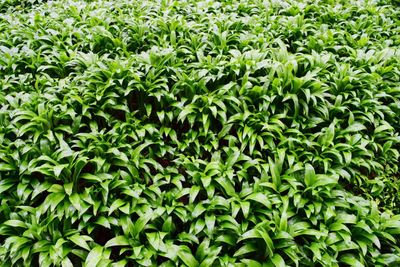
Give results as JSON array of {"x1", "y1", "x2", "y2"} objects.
[{"x1": 0, "y1": 0, "x2": 400, "y2": 266}]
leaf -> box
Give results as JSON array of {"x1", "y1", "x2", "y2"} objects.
[
  {"x1": 233, "y1": 243, "x2": 258, "y2": 257},
  {"x1": 43, "y1": 193, "x2": 65, "y2": 212},
  {"x1": 342, "y1": 123, "x2": 366, "y2": 133},
  {"x1": 271, "y1": 254, "x2": 285, "y2": 267},
  {"x1": 61, "y1": 257, "x2": 74, "y2": 267},
  {"x1": 199, "y1": 256, "x2": 217, "y2": 267},
  {"x1": 320, "y1": 121, "x2": 335, "y2": 146},
  {"x1": 81, "y1": 173, "x2": 102, "y2": 182},
  {"x1": 177, "y1": 107, "x2": 193, "y2": 123},
  {"x1": 69, "y1": 193, "x2": 82, "y2": 212},
  {"x1": 205, "y1": 215, "x2": 216, "y2": 235},
  {"x1": 96, "y1": 217, "x2": 111, "y2": 229},
  {"x1": 192, "y1": 204, "x2": 206, "y2": 218},
  {"x1": 147, "y1": 232, "x2": 163, "y2": 251},
  {"x1": 189, "y1": 186, "x2": 200, "y2": 203},
  {"x1": 226, "y1": 148, "x2": 240, "y2": 167},
  {"x1": 145, "y1": 103, "x2": 152, "y2": 117},
  {"x1": 105, "y1": 236, "x2": 130, "y2": 247},
  {"x1": 0, "y1": 179, "x2": 14, "y2": 194},
  {"x1": 245, "y1": 193, "x2": 271, "y2": 209},
  {"x1": 215, "y1": 177, "x2": 236, "y2": 197},
  {"x1": 269, "y1": 157, "x2": 281, "y2": 189},
  {"x1": 178, "y1": 247, "x2": 199, "y2": 267},
  {"x1": 309, "y1": 242, "x2": 322, "y2": 261},
  {"x1": 304, "y1": 163, "x2": 316, "y2": 187},
  {"x1": 53, "y1": 164, "x2": 67, "y2": 178},
  {"x1": 85, "y1": 246, "x2": 103, "y2": 267},
  {"x1": 258, "y1": 229, "x2": 274, "y2": 256},
  {"x1": 240, "y1": 259, "x2": 262, "y2": 267},
  {"x1": 0, "y1": 163, "x2": 16, "y2": 171},
  {"x1": 69, "y1": 235, "x2": 91, "y2": 251},
  {"x1": 215, "y1": 235, "x2": 235, "y2": 245},
  {"x1": 294, "y1": 229, "x2": 325, "y2": 238},
  {"x1": 64, "y1": 182, "x2": 73, "y2": 196},
  {"x1": 111, "y1": 260, "x2": 129, "y2": 267},
  {"x1": 240, "y1": 201, "x2": 250, "y2": 218},
  {"x1": 374, "y1": 124, "x2": 393, "y2": 134},
  {"x1": 3, "y1": 220, "x2": 26, "y2": 228},
  {"x1": 108, "y1": 199, "x2": 125, "y2": 215},
  {"x1": 339, "y1": 254, "x2": 364, "y2": 267},
  {"x1": 73, "y1": 157, "x2": 88, "y2": 181},
  {"x1": 133, "y1": 211, "x2": 152, "y2": 237},
  {"x1": 238, "y1": 229, "x2": 262, "y2": 242}
]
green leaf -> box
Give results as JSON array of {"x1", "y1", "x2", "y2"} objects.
[
  {"x1": 342, "y1": 123, "x2": 366, "y2": 133},
  {"x1": 108, "y1": 199, "x2": 125, "y2": 215},
  {"x1": 339, "y1": 254, "x2": 364, "y2": 267},
  {"x1": 69, "y1": 193, "x2": 82, "y2": 212},
  {"x1": 53, "y1": 164, "x2": 67, "y2": 178},
  {"x1": 189, "y1": 186, "x2": 200, "y2": 203},
  {"x1": 0, "y1": 179, "x2": 14, "y2": 194},
  {"x1": 245, "y1": 193, "x2": 271, "y2": 209},
  {"x1": 215, "y1": 235, "x2": 235, "y2": 246},
  {"x1": 271, "y1": 254, "x2": 285, "y2": 267},
  {"x1": 64, "y1": 182, "x2": 73, "y2": 196},
  {"x1": 238, "y1": 229, "x2": 262, "y2": 242},
  {"x1": 240, "y1": 201, "x2": 250, "y2": 219},
  {"x1": 320, "y1": 121, "x2": 335, "y2": 146},
  {"x1": 43, "y1": 193, "x2": 65, "y2": 212},
  {"x1": 374, "y1": 124, "x2": 393, "y2": 134},
  {"x1": 69, "y1": 235, "x2": 92, "y2": 251},
  {"x1": 0, "y1": 163, "x2": 16, "y2": 171},
  {"x1": 178, "y1": 107, "x2": 193, "y2": 123},
  {"x1": 258, "y1": 229, "x2": 274, "y2": 257},
  {"x1": 178, "y1": 247, "x2": 199, "y2": 267},
  {"x1": 61, "y1": 257, "x2": 74, "y2": 267},
  {"x1": 3, "y1": 220, "x2": 26, "y2": 228},
  {"x1": 233, "y1": 243, "x2": 258, "y2": 257},
  {"x1": 96, "y1": 217, "x2": 111, "y2": 229},
  {"x1": 85, "y1": 246, "x2": 104, "y2": 267},
  {"x1": 133, "y1": 211, "x2": 152, "y2": 237},
  {"x1": 215, "y1": 177, "x2": 236, "y2": 197},
  {"x1": 105, "y1": 236, "x2": 130, "y2": 247},
  {"x1": 240, "y1": 259, "x2": 262, "y2": 267},
  {"x1": 304, "y1": 163, "x2": 316, "y2": 187},
  {"x1": 269, "y1": 157, "x2": 281, "y2": 189}
]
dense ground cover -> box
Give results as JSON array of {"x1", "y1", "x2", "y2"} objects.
[{"x1": 0, "y1": 0, "x2": 400, "y2": 266}]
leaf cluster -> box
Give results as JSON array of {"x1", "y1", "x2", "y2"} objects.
[{"x1": 0, "y1": 0, "x2": 400, "y2": 266}]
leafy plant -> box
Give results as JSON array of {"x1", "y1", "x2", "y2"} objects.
[{"x1": 0, "y1": 0, "x2": 400, "y2": 266}]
